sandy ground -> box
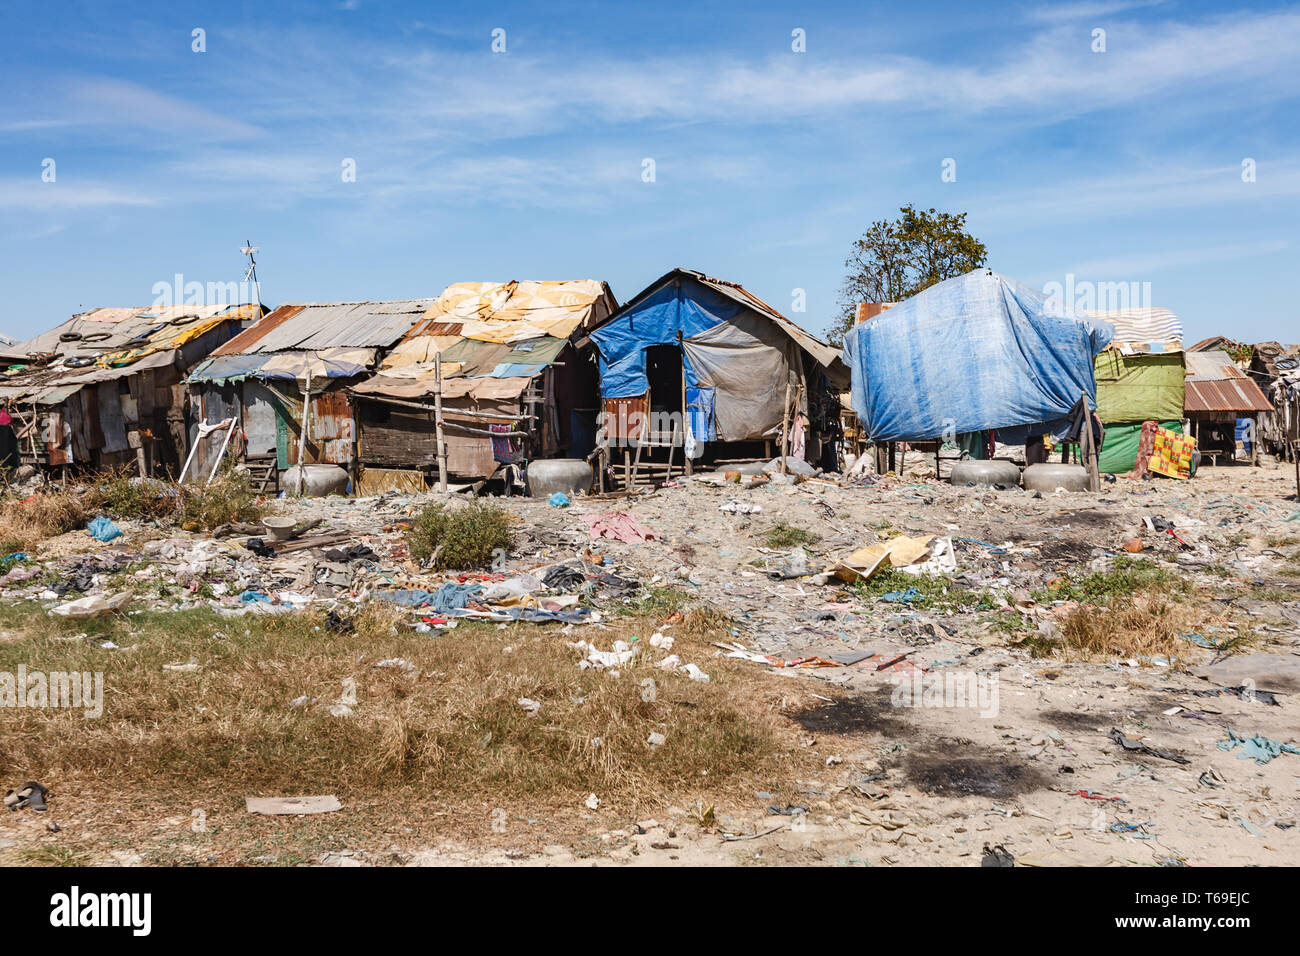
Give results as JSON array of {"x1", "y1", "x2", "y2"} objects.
[
  {"x1": 389, "y1": 463, "x2": 1299, "y2": 866},
  {"x1": 3, "y1": 460, "x2": 1297, "y2": 866}
]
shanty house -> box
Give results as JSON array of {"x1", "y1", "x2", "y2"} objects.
[
  {"x1": 0, "y1": 303, "x2": 261, "y2": 477},
  {"x1": 1249, "y1": 343, "x2": 1300, "y2": 460},
  {"x1": 1184, "y1": 348, "x2": 1274, "y2": 464},
  {"x1": 842, "y1": 269, "x2": 1113, "y2": 444},
  {"x1": 185, "y1": 300, "x2": 431, "y2": 490},
  {"x1": 1087, "y1": 307, "x2": 1186, "y2": 473},
  {"x1": 587, "y1": 268, "x2": 846, "y2": 484},
  {"x1": 349, "y1": 280, "x2": 618, "y2": 490}
]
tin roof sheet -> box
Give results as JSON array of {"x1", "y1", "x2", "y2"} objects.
[{"x1": 214, "y1": 300, "x2": 434, "y2": 356}]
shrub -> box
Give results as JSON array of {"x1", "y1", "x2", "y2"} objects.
[
  {"x1": 176, "y1": 471, "x2": 263, "y2": 530},
  {"x1": 407, "y1": 500, "x2": 513, "y2": 570},
  {"x1": 95, "y1": 468, "x2": 178, "y2": 521},
  {"x1": 762, "y1": 521, "x2": 819, "y2": 549}
]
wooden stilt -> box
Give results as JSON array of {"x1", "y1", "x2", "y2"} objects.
[
  {"x1": 1080, "y1": 394, "x2": 1100, "y2": 492},
  {"x1": 434, "y1": 356, "x2": 448, "y2": 493},
  {"x1": 779, "y1": 382, "x2": 792, "y2": 476}
]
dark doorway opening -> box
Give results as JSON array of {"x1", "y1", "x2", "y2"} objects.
[{"x1": 645, "y1": 344, "x2": 683, "y2": 417}]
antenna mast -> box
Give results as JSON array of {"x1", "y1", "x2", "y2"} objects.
[{"x1": 240, "y1": 241, "x2": 261, "y2": 306}]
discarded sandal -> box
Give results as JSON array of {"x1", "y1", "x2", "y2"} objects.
[{"x1": 5, "y1": 781, "x2": 49, "y2": 812}]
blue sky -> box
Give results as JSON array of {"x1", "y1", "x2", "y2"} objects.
[{"x1": 1, "y1": 0, "x2": 1297, "y2": 343}]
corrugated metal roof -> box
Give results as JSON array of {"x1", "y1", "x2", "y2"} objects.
[
  {"x1": 1, "y1": 303, "x2": 255, "y2": 361},
  {"x1": 213, "y1": 300, "x2": 433, "y2": 356},
  {"x1": 1184, "y1": 349, "x2": 1272, "y2": 411},
  {"x1": 1186, "y1": 379, "x2": 1273, "y2": 413},
  {"x1": 1087, "y1": 307, "x2": 1183, "y2": 351},
  {"x1": 1186, "y1": 350, "x2": 1246, "y2": 381}
]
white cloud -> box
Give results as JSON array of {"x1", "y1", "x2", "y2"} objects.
[
  {"x1": 1059, "y1": 238, "x2": 1292, "y2": 280},
  {"x1": 344, "y1": 8, "x2": 1300, "y2": 133},
  {"x1": 1026, "y1": 0, "x2": 1171, "y2": 23},
  {"x1": 969, "y1": 161, "x2": 1300, "y2": 224},
  {"x1": 1, "y1": 77, "x2": 261, "y2": 143},
  {"x1": 0, "y1": 179, "x2": 161, "y2": 211}
]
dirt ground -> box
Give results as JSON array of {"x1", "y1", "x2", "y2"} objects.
[{"x1": 2, "y1": 460, "x2": 1297, "y2": 866}]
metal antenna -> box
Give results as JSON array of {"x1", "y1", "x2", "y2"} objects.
[{"x1": 240, "y1": 241, "x2": 261, "y2": 305}]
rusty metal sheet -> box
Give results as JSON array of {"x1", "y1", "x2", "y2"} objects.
[
  {"x1": 212, "y1": 305, "x2": 306, "y2": 357},
  {"x1": 215, "y1": 301, "x2": 431, "y2": 357},
  {"x1": 603, "y1": 394, "x2": 648, "y2": 440},
  {"x1": 1185, "y1": 378, "x2": 1273, "y2": 414},
  {"x1": 290, "y1": 388, "x2": 355, "y2": 465}
]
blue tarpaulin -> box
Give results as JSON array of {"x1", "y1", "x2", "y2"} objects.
[
  {"x1": 590, "y1": 279, "x2": 735, "y2": 398},
  {"x1": 590, "y1": 270, "x2": 838, "y2": 443},
  {"x1": 842, "y1": 270, "x2": 1114, "y2": 442}
]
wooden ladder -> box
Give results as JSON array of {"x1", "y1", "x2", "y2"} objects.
[{"x1": 244, "y1": 457, "x2": 279, "y2": 496}]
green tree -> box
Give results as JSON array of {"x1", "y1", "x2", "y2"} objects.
[{"x1": 830, "y1": 204, "x2": 987, "y2": 343}]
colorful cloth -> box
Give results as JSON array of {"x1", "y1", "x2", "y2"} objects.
[
  {"x1": 1149, "y1": 425, "x2": 1195, "y2": 479},
  {"x1": 581, "y1": 511, "x2": 658, "y2": 543},
  {"x1": 489, "y1": 423, "x2": 522, "y2": 464},
  {"x1": 1129, "y1": 420, "x2": 1160, "y2": 479}
]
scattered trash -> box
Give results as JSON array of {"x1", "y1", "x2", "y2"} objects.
[
  {"x1": 581, "y1": 511, "x2": 657, "y2": 542},
  {"x1": 1216, "y1": 727, "x2": 1300, "y2": 765},
  {"x1": 1068, "y1": 790, "x2": 1125, "y2": 802},
  {"x1": 245, "y1": 795, "x2": 342, "y2": 815},
  {"x1": 49, "y1": 591, "x2": 131, "y2": 619},
  {"x1": 681, "y1": 663, "x2": 710, "y2": 682},
  {"x1": 981, "y1": 843, "x2": 1015, "y2": 867},
  {"x1": 881, "y1": 586, "x2": 922, "y2": 604},
  {"x1": 548, "y1": 492, "x2": 570, "y2": 508},
  {"x1": 4, "y1": 781, "x2": 49, "y2": 812},
  {"x1": 1109, "y1": 728, "x2": 1190, "y2": 764},
  {"x1": 86, "y1": 516, "x2": 123, "y2": 542}
]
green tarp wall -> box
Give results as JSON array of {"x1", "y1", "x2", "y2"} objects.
[
  {"x1": 1090, "y1": 420, "x2": 1184, "y2": 473},
  {"x1": 1094, "y1": 350, "x2": 1185, "y2": 424}
]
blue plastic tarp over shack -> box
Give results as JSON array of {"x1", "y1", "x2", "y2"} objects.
[
  {"x1": 590, "y1": 270, "x2": 841, "y2": 443},
  {"x1": 842, "y1": 270, "x2": 1114, "y2": 442}
]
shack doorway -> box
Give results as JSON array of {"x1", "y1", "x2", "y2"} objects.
[{"x1": 645, "y1": 344, "x2": 683, "y2": 420}]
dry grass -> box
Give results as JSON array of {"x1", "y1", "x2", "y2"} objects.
[
  {"x1": 0, "y1": 597, "x2": 809, "y2": 862},
  {"x1": 0, "y1": 489, "x2": 88, "y2": 550},
  {"x1": 1053, "y1": 593, "x2": 1249, "y2": 661},
  {"x1": 0, "y1": 470, "x2": 264, "y2": 552}
]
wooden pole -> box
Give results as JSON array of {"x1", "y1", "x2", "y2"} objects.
[
  {"x1": 780, "y1": 381, "x2": 791, "y2": 476},
  {"x1": 680, "y1": 349, "x2": 692, "y2": 478},
  {"x1": 630, "y1": 426, "x2": 645, "y2": 491},
  {"x1": 434, "y1": 356, "x2": 447, "y2": 493},
  {"x1": 296, "y1": 371, "x2": 312, "y2": 496},
  {"x1": 664, "y1": 418, "x2": 676, "y2": 482},
  {"x1": 1080, "y1": 394, "x2": 1100, "y2": 492}
]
